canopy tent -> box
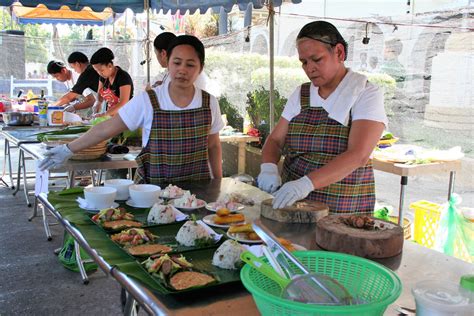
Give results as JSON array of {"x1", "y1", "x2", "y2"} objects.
[
  {"x1": 11, "y1": 4, "x2": 115, "y2": 26},
  {"x1": 1, "y1": 1, "x2": 299, "y2": 13},
  {"x1": 1, "y1": 0, "x2": 302, "y2": 129}
]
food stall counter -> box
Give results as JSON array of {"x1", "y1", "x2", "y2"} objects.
[{"x1": 37, "y1": 178, "x2": 473, "y2": 316}]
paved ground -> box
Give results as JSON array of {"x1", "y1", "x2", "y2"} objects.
[{"x1": 0, "y1": 136, "x2": 472, "y2": 315}]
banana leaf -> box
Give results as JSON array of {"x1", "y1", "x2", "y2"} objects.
[
  {"x1": 36, "y1": 126, "x2": 91, "y2": 142},
  {"x1": 47, "y1": 190, "x2": 167, "y2": 292},
  {"x1": 47, "y1": 190, "x2": 241, "y2": 295}
]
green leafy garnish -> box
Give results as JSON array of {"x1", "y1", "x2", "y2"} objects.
[{"x1": 194, "y1": 236, "x2": 215, "y2": 247}]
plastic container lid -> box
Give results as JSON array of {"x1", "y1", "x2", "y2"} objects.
[{"x1": 412, "y1": 280, "x2": 474, "y2": 316}]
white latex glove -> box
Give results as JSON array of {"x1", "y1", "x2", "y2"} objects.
[
  {"x1": 64, "y1": 104, "x2": 76, "y2": 112},
  {"x1": 38, "y1": 144, "x2": 73, "y2": 171},
  {"x1": 257, "y1": 163, "x2": 281, "y2": 193},
  {"x1": 272, "y1": 176, "x2": 314, "y2": 209}
]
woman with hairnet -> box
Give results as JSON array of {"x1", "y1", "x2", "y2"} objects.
[{"x1": 257, "y1": 21, "x2": 387, "y2": 214}]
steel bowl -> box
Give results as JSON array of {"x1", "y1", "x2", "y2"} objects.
[{"x1": 2, "y1": 112, "x2": 35, "y2": 126}]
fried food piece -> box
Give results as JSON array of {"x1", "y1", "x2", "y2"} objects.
[
  {"x1": 213, "y1": 214, "x2": 245, "y2": 225},
  {"x1": 170, "y1": 271, "x2": 216, "y2": 290},
  {"x1": 127, "y1": 244, "x2": 172, "y2": 256},
  {"x1": 228, "y1": 223, "x2": 253, "y2": 234},
  {"x1": 277, "y1": 237, "x2": 296, "y2": 251},
  {"x1": 216, "y1": 208, "x2": 231, "y2": 217},
  {"x1": 103, "y1": 220, "x2": 142, "y2": 230},
  {"x1": 247, "y1": 232, "x2": 261, "y2": 241}
]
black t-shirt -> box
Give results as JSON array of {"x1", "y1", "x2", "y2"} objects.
[
  {"x1": 71, "y1": 64, "x2": 100, "y2": 95},
  {"x1": 99, "y1": 66, "x2": 134, "y2": 100}
]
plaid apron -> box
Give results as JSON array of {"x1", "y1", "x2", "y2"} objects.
[
  {"x1": 134, "y1": 89, "x2": 212, "y2": 184},
  {"x1": 282, "y1": 83, "x2": 375, "y2": 214}
]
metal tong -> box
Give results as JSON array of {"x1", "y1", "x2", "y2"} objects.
[{"x1": 252, "y1": 219, "x2": 342, "y2": 304}]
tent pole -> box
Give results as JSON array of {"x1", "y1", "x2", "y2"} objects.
[
  {"x1": 269, "y1": 0, "x2": 275, "y2": 132},
  {"x1": 145, "y1": 0, "x2": 151, "y2": 84}
]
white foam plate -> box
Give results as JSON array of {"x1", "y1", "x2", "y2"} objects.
[
  {"x1": 205, "y1": 202, "x2": 244, "y2": 212},
  {"x1": 169, "y1": 199, "x2": 206, "y2": 211},
  {"x1": 226, "y1": 231, "x2": 263, "y2": 244},
  {"x1": 125, "y1": 199, "x2": 163, "y2": 209},
  {"x1": 202, "y1": 214, "x2": 245, "y2": 229},
  {"x1": 79, "y1": 202, "x2": 119, "y2": 213}
]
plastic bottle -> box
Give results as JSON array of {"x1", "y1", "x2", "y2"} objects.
[
  {"x1": 243, "y1": 113, "x2": 253, "y2": 134},
  {"x1": 26, "y1": 89, "x2": 35, "y2": 101},
  {"x1": 38, "y1": 90, "x2": 48, "y2": 126}
]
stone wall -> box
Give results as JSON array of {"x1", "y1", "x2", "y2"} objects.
[{"x1": 0, "y1": 32, "x2": 25, "y2": 79}]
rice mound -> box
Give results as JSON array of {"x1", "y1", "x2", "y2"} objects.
[
  {"x1": 147, "y1": 204, "x2": 176, "y2": 224},
  {"x1": 176, "y1": 221, "x2": 211, "y2": 246},
  {"x1": 212, "y1": 240, "x2": 246, "y2": 270}
]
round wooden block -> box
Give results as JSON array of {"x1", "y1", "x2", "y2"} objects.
[
  {"x1": 260, "y1": 199, "x2": 329, "y2": 223},
  {"x1": 315, "y1": 215, "x2": 404, "y2": 259}
]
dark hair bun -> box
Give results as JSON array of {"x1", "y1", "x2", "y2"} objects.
[
  {"x1": 68, "y1": 51, "x2": 89, "y2": 64},
  {"x1": 90, "y1": 47, "x2": 114, "y2": 65},
  {"x1": 154, "y1": 32, "x2": 177, "y2": 50}
]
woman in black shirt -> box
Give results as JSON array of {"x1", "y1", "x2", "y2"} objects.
[{"x1": 90, "y1": 47, "x2": 134, "y2": 117}]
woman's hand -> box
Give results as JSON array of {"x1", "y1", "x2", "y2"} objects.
[
  {"x1": 257, "y1": 163, "x2": 281, "y2": 193},
  {"x1": 272, "y1": 176, "x2": 314, "y2": 209},
  {"x1": 39, "y1": 144, "x2": 74, "y2": 171},
  {"x1": 63, "y1": 104, "x2": 76, "y2": 112}
]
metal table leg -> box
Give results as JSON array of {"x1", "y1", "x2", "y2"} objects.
[
  {"x1": 12, "y1": 148, "x2": 22, "y2": 196},
  {"x1": 123, "y1": 291, "x2": 139, "y2": 316},
  {"x1": 29, "y1": 196, "x2": 39, "y2": 221},
  {"x1": 398, "y1": 176, "x2": 408, "y2": 225},
  {"x1": 448, "y1": 171, "x2": 456, "y2": 201},
  {"x1": 40, "y1": 201, "x2": 52, "y2": 241},
  {"x1": 74, "y1": 240, "x2": 90, "y2": 285},
  {"x1": 12, "y1": 149, "x2": 31, "y2": 206},
  {"x1": 3, "y1": 139, "x2": 15, "y2": 189},
  {"x1": 21, "y1": 149, "x2": 31, "y2": 207}
]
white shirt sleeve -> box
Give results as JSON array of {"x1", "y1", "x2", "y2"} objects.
[
  {"x1": 281, "y1": 86, "x2": 303, "y2": 122},
  {"x1": 351, "y1": 82, "x2": 388, "y2": 127},
  {"x1": 209, "y1": 95, "x2": 225, "y2": 134},
  {"x1": 118, "y1": 92, "x2": 150, "y2": 132}
]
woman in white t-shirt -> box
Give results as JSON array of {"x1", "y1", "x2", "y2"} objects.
[
  {"x1": 257, "y1": 21, "x2": 387, "y2": 214},
  {"x1": 39, "y1": 35, "x2": 224, "y2": 184}
]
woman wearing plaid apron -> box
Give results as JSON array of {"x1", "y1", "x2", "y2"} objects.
[
  {"x1": 257, "y1": 21, "x2": 387, "y2": 214},
  {"x1": 40, "y1": 35, "x2": 224, "y2": 183}
]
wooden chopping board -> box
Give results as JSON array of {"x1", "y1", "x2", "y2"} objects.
[
  {"x1": 315, "y1": 215, "x2": 404, "y2": 258},
  {"x1": 260, "y1": 199, "x2": 329, "y2": 223}
]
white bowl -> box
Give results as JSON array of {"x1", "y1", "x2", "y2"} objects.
[
  {"x1": 84, "y1": 186, "x2": 117, "y2": 209},
  {"x1": 129, "y1": 184, "x2": 161, "y2": 207},
  {"x1": 104, "y1": 179, "x2": 134, "y2": 200}
]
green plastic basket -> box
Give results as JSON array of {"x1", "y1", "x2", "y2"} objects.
[{"x1": 240, "y1": 251, "x2": 402, "y2": 316}]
